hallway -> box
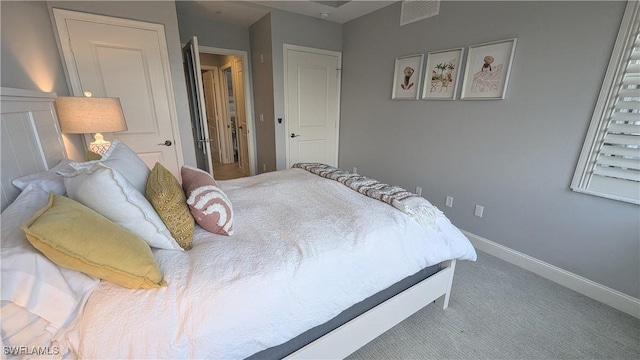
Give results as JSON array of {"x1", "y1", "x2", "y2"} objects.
[{"x1": 212, "y1": 160, "x2": 246, "y2": 180}]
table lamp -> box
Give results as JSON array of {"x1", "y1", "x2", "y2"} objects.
[{"x1": 55, "y1": 92, "x2": 128, "y2": 155}]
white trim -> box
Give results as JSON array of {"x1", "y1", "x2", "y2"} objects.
[
  {"x1": 571, "y1": 187, "x2": 640, "y2": 205},
  {"x1": 1, "y1": 88, "x2": 67, "y2": 210},
  {"x1": 0, "y1": 87, "x2": 57, "y2": 99},
  {"x1": 198, "y1": 45, "x2": 257, "y2": 176},
  {"x1": 51, "y1": 8, "x2": 185, "y2": 170},
  {"x1": 285, "y1": 260, "x2": 456, "y2": 359},
  {"x1": 570, "y1": 1, "x2": 640, "y2": 204},
  {"x1": 283, "y1": 44, "x2": 342, "y2": 168},
  {"x1": 462, "y1": 229, "x2": 640, "y2": 319}
]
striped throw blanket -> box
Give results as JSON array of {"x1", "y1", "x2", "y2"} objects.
[{"x1": 292, "y1": 163, "x2": 443, "y2": 229}]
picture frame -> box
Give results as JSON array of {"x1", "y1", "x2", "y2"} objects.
[
  {"x1": 421, "y1": 47, "x2": 464, "y2": 100},
  {"x1": 391, "y1": 54, "x2": 424, "y2": 100},
  {"x1": 461, "y1": 38, "x2": 517, "y2": 100}
]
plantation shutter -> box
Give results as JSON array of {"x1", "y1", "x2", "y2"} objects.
[{"x1": 571, "y1": 2, "x2": 640, "y2": 204}]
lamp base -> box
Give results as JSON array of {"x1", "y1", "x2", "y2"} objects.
[{"x1": 89, "y1": 133, "x2": 111, "y2": 156}]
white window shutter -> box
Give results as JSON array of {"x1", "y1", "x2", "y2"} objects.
[{"x1": 571, "y1": 1, "x2": 640, "y2": 204}]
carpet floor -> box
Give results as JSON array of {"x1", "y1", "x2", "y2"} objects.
[{"x1": 347, "y1": 251, "x2": 640, "y2": 360}]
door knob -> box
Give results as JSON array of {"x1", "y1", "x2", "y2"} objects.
[
  {"x1": 158, "y1": 140, "x2": 172, "y2": 146},
  {"x1": 290, "y1": 133, "x2": 300, "y2": 138}
]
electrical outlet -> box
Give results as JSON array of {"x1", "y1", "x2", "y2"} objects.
[
  {"x1": 352, "y1": 167, "x2": 358, "y2": 174},
  {"x1": 474, "y1": 205, "x2": 484, "y2": 218},
  {"x1": 415, "y1": 186, "x2": 422, "y2": 196},
  {"x1": 259, "y1": 114, "x2": 264, "y2": 122},
  {"x1": 445, "y1": 196, "x2": 453, "y2": 208}
]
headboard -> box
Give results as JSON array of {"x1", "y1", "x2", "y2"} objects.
[{"x1": 1, "y1": 87, "x2": 67, "y2": 211}]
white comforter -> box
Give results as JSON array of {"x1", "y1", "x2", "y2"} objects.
[{"x1": 61, "y1": 169, "x2": 476, "y2": 359}]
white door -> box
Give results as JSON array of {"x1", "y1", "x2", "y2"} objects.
[
  {"x1": 53, "y1": 9, "x2": 183, "y2": 176},
  {"x1": 285, "y1": 46, "x2": 341, "y2": 167},
  {"x1": 203, "y1": 70, "x2": 222, "y2": 163},
  {"x1": 183, "y1": 36, "x2": 213, "y2": 173}
]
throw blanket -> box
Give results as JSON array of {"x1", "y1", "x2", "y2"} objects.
[{"x1": 292, "y1": 163, "x2": 443, "y2": 229}]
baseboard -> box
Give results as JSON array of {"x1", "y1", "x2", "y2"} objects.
[{"x1": 461, "y1": 230, "x2": 640, "y2": 319}]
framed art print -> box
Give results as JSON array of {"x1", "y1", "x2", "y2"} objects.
[
  {"x1": 422, "y1": 47, "x2": 464, "y2": 100},
  {"x1": 461, "y1": 38, "x2": 517, "y2": 100},
  {"x1": 391, "y1": 54, "x2": 424, "y2": 100}
]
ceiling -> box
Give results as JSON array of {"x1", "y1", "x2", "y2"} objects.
[{"x1": 175, "y1": 1, "x2": 397, "y2": 26}]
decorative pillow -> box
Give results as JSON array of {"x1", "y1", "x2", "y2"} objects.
[
  {"x1": 63, "y1": 162, "x2": 183, "y2": 251},
  {"x1": 146, "y1": 163, "x2": 194, "y2": 250},
  {"x1": 181, "y1": 165, "x2": 234, "y2": 236},
  {"x1": 11, "y1": 159, "x2": 72, "y2": 195},
  {"x1": 86, "y1": 149, "x2": 102, "y2": 161},
  {"x1": 1, "y1": 184, "x2": 99, "y2": 329},
  {"x1": 21, "y1": 193, "x2": 166, "y2": 289},
  {"x1": 70, "y1": 139, "x2": 150, "y2": 194}
]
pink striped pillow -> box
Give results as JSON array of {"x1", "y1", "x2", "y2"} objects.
[{"x1": 181, "y1": 166, "x2": 234, "y2": 236}]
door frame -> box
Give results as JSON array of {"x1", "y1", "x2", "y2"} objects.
[
  {"x1": 283, "y1": 44, "x2": 342, "y2": 168},
  {"x1": 52, "y1": 8, "x2": 184, "y2": 167},
  {"x1": 198, "y1": 45, "x2": 256, "y2": 176}
]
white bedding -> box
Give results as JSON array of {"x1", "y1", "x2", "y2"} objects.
[{"x1": 61, "y1": 169, "x2": 476, "y2": 359}]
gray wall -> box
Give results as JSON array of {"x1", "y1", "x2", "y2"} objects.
[
  {"x1": 0, "y1": 1, "x2": 84, "y2": 159},
  {"x1": 270, "y1": 9, "x2": 343, "y2": 170},
  {"x1": 1, "y1": 1, "x2": 68, "y2": 95},
  {"x1": 176, "y1": 3, "x2": 251, "y2": 52},
  {"x1": 250, "y1": 14, "x2": 277, "y2": 173},
  {"x1": 1, "y1": 1, "x2": 196, "y2": 167},
  {"x1": 339, "y1": 1, "x2": 638, "y2": 297}
]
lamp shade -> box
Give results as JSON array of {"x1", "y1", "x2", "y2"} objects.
[{"x1": 55, "y1": 97, "x2": 127, "y2": 134}]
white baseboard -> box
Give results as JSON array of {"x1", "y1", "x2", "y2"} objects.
[{"x1": 461, "y1": 230, "x2": 640, "y2": 319}]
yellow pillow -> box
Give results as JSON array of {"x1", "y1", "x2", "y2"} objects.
[
  {"x1": 21, "y1": 193, "x2": 166, "y2": 289},
  {"x1": 146, "y1": 163, "x2": 194, "y2": 250}
]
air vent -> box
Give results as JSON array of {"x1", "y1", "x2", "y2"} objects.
[{"x1": 400, "y1": 0, "x2": 439, "y2": 26}]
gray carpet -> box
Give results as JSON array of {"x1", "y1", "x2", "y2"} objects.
[{"x1": 347, "y1": 251, "x2": 640, "y2": 360}]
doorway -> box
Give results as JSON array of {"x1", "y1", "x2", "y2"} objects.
[
  {"x1": 183, "y1": 37, "x2": 255, "y2": 180},
  {"x1": 200, "y1": 54, "x2": 249, "y2": 180}
]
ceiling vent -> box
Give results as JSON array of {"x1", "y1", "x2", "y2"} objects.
[{"x1": 400, "y1": 0, "x2": 439, "y2": 26}]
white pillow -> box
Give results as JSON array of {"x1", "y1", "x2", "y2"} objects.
[
  {"x1": 70, "y1": 139, "x2": 150, "y2": 194},
  {"x1": 63, "y1": 162, "x2": 183, "y2": 251},
  {"x1": 11, "y1": 159, "x2": 72, "y2": 195},
  {"x1": 0, "y1": 184, "x2": 100, "y2": 330}
]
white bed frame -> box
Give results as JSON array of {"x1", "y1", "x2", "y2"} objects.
[
  {"x1": 1, "y1": 87, "x2": 66, "y2": 211},
  {"x1": 0, "y1": 87, "x2": 457, "y2": 359}
]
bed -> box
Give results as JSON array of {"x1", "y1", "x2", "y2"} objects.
[{"x1": 0, "y1": 87, "x2": 477, "y2": 359}]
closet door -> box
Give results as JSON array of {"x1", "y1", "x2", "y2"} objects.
[
  {"x1": 53, "y1": 9, "x2": 183, "y2": 175},
  {"x1": 285, "y1": 46, "x2": 341, "y2": 167}
]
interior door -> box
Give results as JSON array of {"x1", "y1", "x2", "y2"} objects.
[
  {"x1": 285, "y1": 47, "x2": 341, "y2": 167},
  {"x1": 232, "y1": 58, "x2": 250, "y2": 176},
  {"x1": 183, "y1": 36, "x2": 213, "y2": 173},
  {"x1": 53, "y1": 9, "x2": 182, "y2": 175},
  {"x1": 202, "y1": 70, "x2": 221, "y2": 163}
]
